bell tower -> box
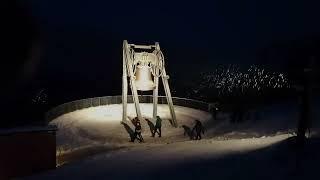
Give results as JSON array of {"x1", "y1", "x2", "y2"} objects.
[{"x1": 122, "y1": 40, "x2": 177, "y2": 127}]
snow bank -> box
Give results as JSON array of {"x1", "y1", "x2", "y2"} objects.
[{"x1": 51, "y1": 104, "x2": 212, "y2": 152}]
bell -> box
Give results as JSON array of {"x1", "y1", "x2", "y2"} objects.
[{"x1": 134, "y1": 65, "x2": 155, "y2": 91}]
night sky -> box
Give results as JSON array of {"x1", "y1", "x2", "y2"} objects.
[{"x1": 3, "y1": 0, "x2": 320, "y2": 126}]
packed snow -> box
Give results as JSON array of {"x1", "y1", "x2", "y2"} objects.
[
  {"x1": 50, "y1": 104, "x2": 213, "y2": 164},
  {"x1": 26, "y1": 134, "x2": 316, "y2": 180},
  {"x1": 24, "y1": 100, "x2": 320, "y2": 179}
]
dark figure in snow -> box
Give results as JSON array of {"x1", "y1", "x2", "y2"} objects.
[
  {"x1": 152, "y1": 116, "x2": 162, "y2": 137},
  {"x1": 210, "y1": 103, "x2": 219, "y2": 120},
  {"x1": 121, "y1": 121, "x2": 135, "y2": 142},
  {"x1": 192, "y1": 120, "x2": 205, "y2": 140},
  {"x1": 182, "y1": 125, "x2": 194, "y2": 139},
  {"x1": 131, "y1": 117, "x2": 144, "y2": 143},
  {"x1": 212, "y1": 106, "x2": 218, "y2": 120},
  {"x1": 131, "y1": 117, "x2": 139, "y2": 126},
  {"x1": 145, "y1": 118, "x2": 155, "y2": 137}
]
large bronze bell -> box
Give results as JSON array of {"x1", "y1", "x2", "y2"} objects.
[{"x1": 134, "y1": 65, "x2": 155, "y2": 91}]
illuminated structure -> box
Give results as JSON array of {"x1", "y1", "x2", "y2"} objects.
[{"x1": 122, "y1": 40, "x2": 177, "y2": 127}]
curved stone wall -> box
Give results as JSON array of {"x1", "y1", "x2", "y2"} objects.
[{"x1": 45, "y1": 95, "x2": 211, "y2": 122}]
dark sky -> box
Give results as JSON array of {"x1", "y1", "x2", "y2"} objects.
[{"x1": 6, "y1": 0, "x2": 320, "y2": 107}]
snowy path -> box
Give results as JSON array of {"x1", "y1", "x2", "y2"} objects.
[
  {"x1": 26, "y1": 100, "x2": 320, "y2": 179},
  {"x1": 25, "y1": 134, "x2": 301, "y2": 180}
]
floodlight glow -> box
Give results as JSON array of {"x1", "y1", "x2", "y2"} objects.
[{"x1": 51, "y1": 104, "x2": 212, "y2": 151}]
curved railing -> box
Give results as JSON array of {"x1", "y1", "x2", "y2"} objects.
[{"x1": 45, "y1": 95, "x2": 214, "y2": 122}]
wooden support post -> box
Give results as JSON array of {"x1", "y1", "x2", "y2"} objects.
[
  {"x1": 153, "y1": 75, "x2": 159, "y2": 121},
  {"x1": 153, "y1": 43, "x2": 160, "y2": 121},
  {"x1": 161, "y1": 68, "x2": 178, "y2": 127},
  {"x1": 124, "y1": 41, "x2": 142, "y2": 121},
  {"x1": 123, "y1": 40, "x2": 142, "y2": 121},
  {"x1": 122, "y1": 50, "x2": 128, "y2": 122}
]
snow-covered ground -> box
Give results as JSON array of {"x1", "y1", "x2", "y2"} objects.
[
  {"x1": 52, "y1": 104, "x2": 212, "y2": 150},
  {"x1": 24, "y1": 100, "x2": 320, "y2": 179},
  {"x1": 26, "y1": 134, "x2": 320, "y2": 180},
  {"x1": 50, "y1": 104, "x2": 213, "y2": 165}
]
